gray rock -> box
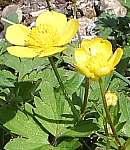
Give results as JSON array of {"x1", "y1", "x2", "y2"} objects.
[{"x1": 100, "y1": 0, "x2": 127, "y2": 17}]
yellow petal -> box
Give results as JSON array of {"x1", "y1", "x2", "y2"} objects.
[
  {"x1": 7, "y1": 46, "x2": 39, "y2": 58},
  {"x1": 81, "y1": 38, "x2": 112, "y2": 59},
  {"x1": 94, "y1": 48, "x2": 123, "y2": 77},
  {"x1": 108, "y1": 48, "x2": 123, "y2": 68},
  {"x1": 76, "y1": 63, "x2": 94, "y2": 78},
  {"x1": 91, "y1": 38, "x2": 112, "y2": 59},
  {"x1": 89, "y1": 55, "x2": 112, "y2": 77},
  {"x1": 81, "y1": 39, "x2": 91, "y2": 50},
  {"x1": 95, "y1": 65, "x2": 112, "y2": 77},
  {"x1": 58, "y1": 19, "x2": 79, "y2": 46},
  {"x1": 38, "y1": 46, "x2": 65, "y2": 57},
  {"x1": 36, "y1": 10, "x2": 67, "y2": 34},
  {"x1": 75, "y1": 48, "x2": 94, "y2": 78},
  {"x1": 75, "y1": 48, "x2": 89, "y2": 65},
  {"x1": 6, "y1": 24, "x2": 30, "y2": 46}
]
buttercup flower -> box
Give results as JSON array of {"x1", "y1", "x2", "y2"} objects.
[
  {"x1": 105, "y1": 91, "x2": 118, "y2": 107},
  {"x1": 75, "y1": 38, "x2": 123, "y2": 80},
  {"x1": 6, "y1": 11, "x2": 79, "y2": 58}
]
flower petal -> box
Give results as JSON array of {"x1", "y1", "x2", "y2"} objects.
[
  {"x1": 95, "y1": 48, "x2": 123, "y2": 77},
  {"x1": 38, "y1": 46, "x2": 65, "y2": 57},
  {"x1": 81, "y1": 38, "x2": 112, "y2": 59},
  {"x1": 6, "y1": 24, "x2": 30, "y2": 46},
  {"x1": 76, "y1": 63, "x2": 95, "y2": 79},
  {"x1": 7, "y1": 46, "x2": 39, "y2": 58},
  {"x1": 75, "y1": 48, "x2": 94, "y2": 78},
  {"x1": 95, "y1": 66, "x2": 112, "y2": 77},
  {"x1": 58, "y1": 19, "x2": 79, "y2": 46},
  {"x1": 108, "y1": 48, "x2": 123, "y2": 68},
  {"x1": 75, "y1": 48, "x2": 89, "y2": 64},
  {"x1": 91, "y1": 38, "x2": 112, "y2": 59},
  {"x1": 36, "y1": 10, "x2": 67, "y2": 34}
]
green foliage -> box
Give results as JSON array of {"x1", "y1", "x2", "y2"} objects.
[
  {"x1": 1, "y1": 9, "x2": 130, "y2": 149},
  {"x1": 0, "y1": 70, "x2": 15, "y2": 87},
  {"x1": 0, "y1": 40, "x2": 130, "y2": 149},
  {"x1": 5, "y1": 138, "x2": 80, "y2": 150},
  {"x1": 95, "y1": 13, "x2": 130, "y2": 48},
  {"x1": 120, "y1": 0, "x2": 130, "y2": 10}
]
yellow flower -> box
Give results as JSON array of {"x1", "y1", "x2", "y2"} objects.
[
  {"x1": 105, "y1": 91, "x2": 118, "y2": 107},
  {"x1": 5, "y1": 11, "x2": 79, "y2": 58},
  {"x1": 75, "y1": 38, "x2": 123, "y2": 80}
]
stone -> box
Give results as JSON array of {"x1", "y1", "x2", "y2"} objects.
[
  {"x1": 77, "y1": 0, "x2": 97, "y2": 18},
  {"x1": 100, "y1": 0, "x2": 127, "y2": 17}
]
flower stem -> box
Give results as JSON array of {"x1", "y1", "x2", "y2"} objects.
[
  {"x1": 1, "y1": 17, "x2": 15, "y2": 25},
  {"x1": 103, "y1": 115, "x2": 110, "y2": 149},
  {"x1": 48, "y1": 57, "x2": 79, "y2": 120},
  {"x1": 92, "y1": 100, "x2": 110, "y2": 148},
  {"x1": 80, "y1": 78, "x2": 89, "y2": 119},
  {"x1": 120, "y1": 138, "x2": 130, "y2": 150},
  {"x1": 99, "y1": 78, "x2": 121, "y2": 147}
]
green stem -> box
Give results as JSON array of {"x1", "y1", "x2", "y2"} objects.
[
  {"x1": 120, "y1": 138, "x2": 130, "y2": 150},
  {"x1": 103, "y1": 116, "x2": 110, "y2": 149},
  {"x1": 48, "y1": 57, "x2": 79, "y2": 120},
  {"x1": 80, "y1": 78, "x2": 89, "y2": 118},
  {"x1": 1, "y1": 17, "x2": 15, "y2": 25},
  {"x1": 114, "y1": 71, "x2": 130, "y2": 86},
  {"x1": 92, "y1": 101, "x2": 110, "y2": 149},
  {"x1": 99, "y1": 78, "x2": 121, "y2": 147}
]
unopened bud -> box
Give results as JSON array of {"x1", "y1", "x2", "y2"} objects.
[{"x1": 105, "y1": 91, "x2": 118, "y2": 107}]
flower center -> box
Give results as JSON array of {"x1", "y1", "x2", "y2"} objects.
[{"x1": 25, "y1": 24, "x2": 60, "y2": 48}]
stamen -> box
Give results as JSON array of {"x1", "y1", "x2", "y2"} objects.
[{"x1": 25, "y1": 24, "x2": 60, "y2": 48}]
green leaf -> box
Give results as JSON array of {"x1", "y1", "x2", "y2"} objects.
[
  {"x1": 119, "y1": 93, "x2": 130, "y2": 122},
  {"x1": 122, "y1": 121, "x2": 130, "y2": 137},
  {"x1": 54, "y1": 140, "x2": 81, "y2": 150},
  {"x1": 116, "y1": 58, "x2": 130, "y2": 76},
  {"x1": 0, "y1": 40, "x2": 8, "y2": 55},
  {"x1": 64, "y1": 72, "x2": 84, "y2": 95},
  {"x1": 89, "y1": 80, "x2": 101, "y2": 102},
  {"x1": 10, "y1": 79, "x2": 42, "y2": 103},
  {"x1": 5, "y1": 138, "x2": 80, "y2": 150},
  {"x1": 5, "y1": 138, "x2": 48, "y2": 150},
  {"x1": 119, "y1": 0, "x2": 130, "y2": 9},
  {"x1": 119, "y1": 93, "x2": 130, "y2": 137},
  {"x1": 116, "y1": 121, "x2": 126, "y2": 132},
  {"x1": 99, "y1": 27, "x2": 112, "y2": 39},
  {"x1": 62, "y1": 45, "x2": 75, "y2": 64},
  {"x1": 2, "y1": 6, "x2": 22, "y2": 28},
  {"x1": 108, "y1": 77, "x2": 128, "y2": 91},
  {"x1": 0, "y1": 105, "x2": 17, "y2": 124},
  {"x1": 4, "y1": 105, "x2": 47, "y2": 140},
  {"x1": 0, "y1": 53, "x2": 49, "y2": 80},
  {"x1": 0, "y1": 70, "x2": 16, "y2": 87},
  {"x1": 34, "y1": 94, "x2": 71, "y2": 137},
  {"x1": 33, "y1": 68, "x2": 74, "y2": 137},
  {"x1": 113, "y1": 71, "x2": 130, "y2": 86},
  {"x1": 122, "y1": 46, "x2": 130, "y2": 59},
  {"x1": 63, "y1": 120, "x2": 99, "y2": 137},
  {"x1": 6, "y1": 12, "x2": 19, "y2": 23}
]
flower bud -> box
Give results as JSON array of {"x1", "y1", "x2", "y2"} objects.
[{"x1": 105, "y1": 90, "x2": 118, "y2": 107}]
